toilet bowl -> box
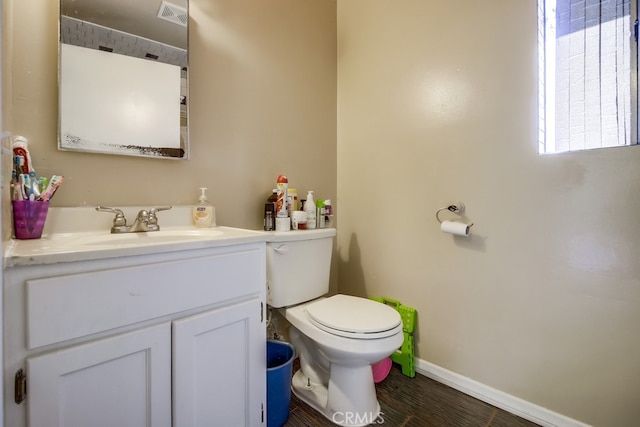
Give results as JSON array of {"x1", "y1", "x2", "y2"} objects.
[
  {"x1": 265, "y1": 229, "x2": 404, "y2": 426},
  {"x1": 284, "y1": 295, "x2": 403, "y2": 426}
]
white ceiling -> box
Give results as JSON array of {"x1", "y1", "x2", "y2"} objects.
[{"x1": 61, "y1": 0, "x2": 188, "y2": 49}]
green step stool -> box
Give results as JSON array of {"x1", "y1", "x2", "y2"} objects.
[{"x1": 370, "y1": 297, "x2": 417, "y2": 378}]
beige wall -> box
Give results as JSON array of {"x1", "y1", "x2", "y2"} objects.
[
  {"x1": 2, "y1": 0, "x2": 337, "y2": 231},
  {"x1": 337, "y1": 1, "x2": 640, "y2": 426}
]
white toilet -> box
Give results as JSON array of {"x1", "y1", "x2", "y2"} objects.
[{"x1": 266, "y1": 228, "x2": 404, "y2": 426}]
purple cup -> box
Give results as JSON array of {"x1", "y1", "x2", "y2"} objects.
[{"x1": 12, "y1": 200, "x2": 49, "y2": 240}]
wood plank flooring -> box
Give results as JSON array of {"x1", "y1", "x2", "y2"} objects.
[{"x1": 283, "y1": 362, "x2": 541, "y2": 427}]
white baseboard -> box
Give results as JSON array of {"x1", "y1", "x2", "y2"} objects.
[{"x1": 414, "y1": 358, "x2": 591, "y2": 427}]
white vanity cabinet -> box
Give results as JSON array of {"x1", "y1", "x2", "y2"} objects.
[
  {"x1": 172, "y1": 298, "x2": 263, "y2": 426},
  {"x1": 3, "y1": 241, "x2": 266, "y2": 427},
  {"x1": 27, "y1": 322, "x2": 173, "y2": 427}
]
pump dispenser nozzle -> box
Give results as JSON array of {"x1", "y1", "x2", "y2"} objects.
[{"x1": 199, "y1": 187, "x2": 209, "y2": 202}]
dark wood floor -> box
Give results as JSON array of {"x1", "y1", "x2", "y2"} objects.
[{"x1": 284, "y1": 362, "x2": 540, "y2": 427}]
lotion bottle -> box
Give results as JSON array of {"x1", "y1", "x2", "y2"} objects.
[
  {"x1": 193, "y1": 187, "x2": 215, "y2": 228},
  {"x1": 305, "y1": 190, "x2": 316, "y2": 229}
]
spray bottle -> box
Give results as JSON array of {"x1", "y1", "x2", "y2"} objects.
[{"x1": 276, "y1": 175, "x2": 288, "y2": 218}]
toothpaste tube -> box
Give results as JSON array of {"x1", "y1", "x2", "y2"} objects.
[{"x1": 12, "y1": 136, "x2": 33, "y2": 174}]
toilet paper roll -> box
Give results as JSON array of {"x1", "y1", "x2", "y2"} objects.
[{"x1": 441, "y1": 220, "x2": 471, "y2": 237}]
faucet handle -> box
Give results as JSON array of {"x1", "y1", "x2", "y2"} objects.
[
  {"x1": 149, "y1": 206, "x2": 172, "y2": 215},
  {"x1": 147, "y1": 206, "x2": 172, "y2": 231},
  {"x1": 96, "y1": 206, "x2": 127, "y2": 228}
]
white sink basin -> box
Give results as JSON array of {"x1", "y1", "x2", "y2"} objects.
[
  {"x1": 81, "y1": 228, "x2": 225, "y2": 247},
  {"x1": 37, "y1": 227, "x2": 253, "y2": 250}
]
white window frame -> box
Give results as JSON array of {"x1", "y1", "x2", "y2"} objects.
[{"x1": 537, "y1": 0, "x2": 639, "y2": 154}]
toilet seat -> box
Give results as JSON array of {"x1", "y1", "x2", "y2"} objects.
[{"x1": 305, "y1": 295, "x2": 402, "y2": 339}]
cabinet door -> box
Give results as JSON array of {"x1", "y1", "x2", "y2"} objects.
[
  {"x1": 26, "y1": 323, "x2": 171, "y2": 427},
  {"x1": 173, "y1": 298, "x2": 265, "y2": 427}
]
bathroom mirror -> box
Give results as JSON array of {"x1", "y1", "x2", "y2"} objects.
[{"x1": 59, "y1": 0, "x2": 189, "y2": 159}]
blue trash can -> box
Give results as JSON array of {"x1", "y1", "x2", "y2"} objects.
[{"x1": 267, "y1": 340, "x2": 295, "y2": 427}]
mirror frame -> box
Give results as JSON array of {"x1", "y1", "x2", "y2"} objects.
[{"x1": 58, "y1": 0, "x2": 189, "y2": 160}]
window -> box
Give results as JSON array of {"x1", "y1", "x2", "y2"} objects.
[{"x1": 538, "y1": 0, "x2": 638, "y2": 154}]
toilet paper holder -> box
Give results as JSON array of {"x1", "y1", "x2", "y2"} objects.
[{"x1": 435, "y1": 202, "x2": 473, "y2": 227}]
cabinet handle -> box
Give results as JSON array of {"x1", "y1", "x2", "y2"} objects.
[
  {"x1": 15, "y1": 369, "x2": 27, "y2": 404},
  {"x1": 271, "y1": 245, "x2": 288, "y2": 254}
]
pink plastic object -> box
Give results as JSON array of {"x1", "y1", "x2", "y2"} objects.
[
  {"x1": 12, "y1": 200, "x2": 49, "y2": 239},
  {"x1": 371, "y1": 357, "x2": 392, "y2": 383}
]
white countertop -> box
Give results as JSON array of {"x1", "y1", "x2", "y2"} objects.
[{"x1": 4, "y1": 206, "x2": 268, "y2": 267}]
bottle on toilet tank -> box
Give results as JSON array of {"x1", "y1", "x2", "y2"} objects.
[
  {"x1": 265, "y1": 189, "x2": 278, "y2": 231},
  {"x1": 316, "y1": 199, "x2": 326, "y2": 229},
  {"x1": 263, "y1": 203, "x2": 275, "y2": 231},
  {"x1": 287, "y1": 188, "x2": 298, "y2": 214},
  {"x1": 324, "y1": 199, "x2": 333, "y2": 227},
  {"x1": 267, "y1": 189, "x2": 278, "y2": 217},
  {"x1": 276, "y1": 175, "x2": 288, "y2": 218},
  {"x1": 305, "y1": 190, "x2": 316, "y2": 229}
]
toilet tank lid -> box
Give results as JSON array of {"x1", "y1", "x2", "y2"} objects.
[{"x1": 265, "y1": 228, "x2": 336, "y2": 243}]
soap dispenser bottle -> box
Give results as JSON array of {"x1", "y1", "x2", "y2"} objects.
[
  {"x1": 305, "y1": 190, "x2": 316, "y2": 229},
  {"x1": 193, "y1": 187, "x2": 215, "y2": 228}
]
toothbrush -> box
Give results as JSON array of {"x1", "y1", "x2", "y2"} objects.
[
  {"x1": 38, "y1": 175, "x2": 64, "y2": 201},
  {"x1": 18, "y1": 174, "x2": 27, "y2": 200},
  {"x1": 28, "y1": 171, "x2": 36, "y2": 201},
  {"x1": 14, "y1": 155, "x2": 23, "y2": 176}
]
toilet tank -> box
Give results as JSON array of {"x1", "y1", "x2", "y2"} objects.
[{"x1": 266, "y1": 228, "x2": 336, "y2": 308}]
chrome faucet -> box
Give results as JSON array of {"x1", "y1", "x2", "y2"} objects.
[
  {"x1": 96, "y1": 206, "x2": 172, "y2": 233},
  {"x1": 129, "y1": 209, "x2": 150, "y2": 232}
]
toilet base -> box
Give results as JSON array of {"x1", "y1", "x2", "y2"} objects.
[{"x1": 291, "y1": 367, "x2": 382, "y2": 426}]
